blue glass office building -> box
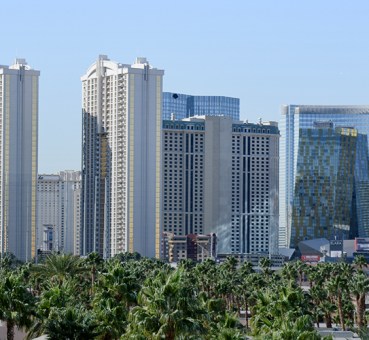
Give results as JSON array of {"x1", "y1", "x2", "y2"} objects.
[
  {"x1": 291, "y1": 126, "x2": 369, "y2": 247},
  {"x1": 280, "y1": 105, "x2": 369, "y2": 248},
  {"x1": 163, "y1": 92, "x2": 240, "y2": 120}
]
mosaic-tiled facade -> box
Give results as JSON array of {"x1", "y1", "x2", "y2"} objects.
[{"x1": 291, "y1": 127, "x2": 369, "y2": 247}]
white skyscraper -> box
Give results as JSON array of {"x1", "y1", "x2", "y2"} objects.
[
  {"x1": 81, "y1": 56, "x2": 163, "y2": 258},
  {"x1": 37, "y1": 171, "x2": 81, "y2": 254},
  {"x1": 0, "y1": 59, "x2": 39, "y2": 261}
]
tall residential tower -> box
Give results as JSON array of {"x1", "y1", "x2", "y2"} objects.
[
  {"x1": 81, "y1": 56, "x2": 163, "y2": 258},
  {"x1": 0, "y1": 59, "x2": 39, "y2": 261}
]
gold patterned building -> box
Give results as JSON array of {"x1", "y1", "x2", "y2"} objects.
[{"x1": 0, "y1": 59, "x2": 39, "y2": 261}]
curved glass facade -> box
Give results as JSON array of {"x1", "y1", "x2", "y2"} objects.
[
  {"x1": 290, "y1": 127, "x2": 369, "y2": 247},
  {"x1": 163, "y1": 92, "x2": 240, "y2": 121},
  {"x1": 280, "y1": 105, "x2": 369, "y2": 248}
]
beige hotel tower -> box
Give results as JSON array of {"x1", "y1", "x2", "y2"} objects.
[
  {"x1": 0, "y1": 59, "x2": 39, "y2": 261},
  {"x1": 81, "y1": 56, "x2": 163, "y2": 258}
]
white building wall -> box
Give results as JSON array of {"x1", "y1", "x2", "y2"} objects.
[
  {"x1": 129, "y1": 62, "x2": 163, "y2": 258},
  {"x1": 81, "y1": 56, "x2": 163, "y2": 258},
  {"x1": 73, "y1": 186, "x2": 81, "y2": 255}
]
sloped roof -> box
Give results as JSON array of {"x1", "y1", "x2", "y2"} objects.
[{"x1": 298, "y1": 238, "x2": 330, "y2": 256}]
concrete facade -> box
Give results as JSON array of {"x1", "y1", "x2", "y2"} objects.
[
  {"x1": 203, "y1": 116, "x2": 233, "y2": 253},
  {"x1": 162, "y1": 116, "x2": 279, "y2": 255},
  {"x1": 37, "y1": 171, "x2": 81, "y2": 254},
  {"x1": 162, "y1": 232, "x2": 216, "y2": 262}
]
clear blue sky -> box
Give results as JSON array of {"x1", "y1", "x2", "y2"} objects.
[{"x1": 1, "y1": 0, "x2": 369, "y2": 173}]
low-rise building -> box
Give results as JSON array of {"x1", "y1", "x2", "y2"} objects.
[{"x1": 162, "y1": 232, "x2": 216, "y2": 263}]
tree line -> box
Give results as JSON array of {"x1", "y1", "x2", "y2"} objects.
[{"x1": 0, "y1": 252, "x2": 368, "y2": 339}]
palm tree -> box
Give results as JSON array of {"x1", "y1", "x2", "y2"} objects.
[
  {"x1": 250, "y1": 283, "x2": 317, "y2": 339},
  {"x1": 255, "y1": 315, "x2": 321, "y2": 340},
  {"x1": 235, "y1": 261, "x2": 255, "y2": 329},
  {"x1": 92, "y1": 294, "x2": 128, "y2": 339},
  {"x1": 84, "y1": 251, "x2": 104, "y2": 290},
  {"x1": 259, "y1": 257, "x2": 274, "y2": 279},
  {"x1": 292, "y1": 260, "x2": 307, "y2": 286},
  {"x1": 305, "y1": 264, "x2": 322, "y2": 288},
  {"x1": 39, "y1": 304, "x2": 97, "y2": 339},
  {"x1": 259, "y1": 257, "x2": 271, "y2": 272},
  {"x1": 200, "y1": 295, "x2": 245, "y2": 338},
  {"x1": 338, "y1": 262, "x2": 354, "y2": 279},
  {"x1": 113, "y1": 251, "x2": 141, "y2": 263},
  {"x1": 353, "y1": 254, "x2": 367, "y2": 272},
  {"x1": 194, "y1": 258, "x2": 218, "y2": 298},
  {"x1": 0, "y1": 271, "x2": 35, "y2": 340},
  {"x1": 217, "y1": 257, "x2": 241, "y2": 311},
  {"x1": 0, "y1": 253, "x2": 22, "y2": 271},
  {"x1": 350, "y1": 271, "x2": 369, "y2": 328},
  {"x1": 309, "y1": 285, "x2": 334, "y2": 328},
  {"x1": 99, "y1": 261, "x2": 140, "y2": 308},
  {"x1": 281, "y1": 262, "x2": 298, "y2": 284},
  {"x1": 314, "y1": 263, "x2": 335, "y2": 285},
  {"x1": 27, "y1": 279, "x2": 77, "y2": 339},
  {"x1": 239, "y1": 260, "x2": 253, "y2": 276},
  {"x1": 326, "y1": 274, "x2": 348, "y2": 330},
  {"x1": 125, "y1": 268, "x2": 206, "y2": 339},
  {"x1": 178, "y1": 258, "x2": 196, "y2": 271},
  {"x1": 223, "y1": 256, "x2": 238, "y2": 271},
  {"x1": 320, "y1": 300, "x2": 335, "y2": 328},
  {"x1": 91, "y1": 261, "x2": 142, "y2": 339},
  {"x1": 30, "y1": 252, "x2": 86, "y2": 287},
  {"x1": 214, "y1": 327, "x2": 245, "y2": 340}
]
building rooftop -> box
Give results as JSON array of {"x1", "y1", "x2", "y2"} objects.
[{"x1": 282, "y1": 104, "x2": 369, "y2": 115}]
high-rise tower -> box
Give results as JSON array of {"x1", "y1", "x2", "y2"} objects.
[
  {"x1": 0, "y1": 59, "x2": 39, "y2": 261},
  {"x1": 290, "y1": 126, "x2": 369, "y2": 247},
  {"x1": 81, "y1": 56, "x2": 163, "y2": 258},
  {"x1": 37, "y1": 171, "x2": 81, "y2": 255},
  {"x1": 280, "y1": 105, "x2": 369, "y2": 248},
  {"x1": 162, "y1": 116, "x2": 280, "y2": 255}
]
